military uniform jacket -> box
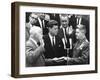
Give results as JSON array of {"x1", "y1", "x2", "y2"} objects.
[{"x1": 67, "y1": 38, "x2": 89, "y2": 65}]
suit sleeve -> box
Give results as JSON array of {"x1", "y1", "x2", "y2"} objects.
[
  {"x1": 26, "y1": 41, "x2": 43, "y2": 64},
  {"x1": 68, "y1": 44, "x2": 89, "y2": 65}
]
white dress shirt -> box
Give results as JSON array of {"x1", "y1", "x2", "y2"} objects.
[
  {"x1": 38, "y1": 18, "x2": 45, "y2": 28},
  {"x1": 49, "y1": 33, "x2": 55, "y2": 46}
]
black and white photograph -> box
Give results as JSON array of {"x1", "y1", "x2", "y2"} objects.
[
  {"x1": 25, "y1": 12, "x2": 90, "y2": 67},
  {"x1": 11, "y1": 2, "x2": 97, "y2": 78}
]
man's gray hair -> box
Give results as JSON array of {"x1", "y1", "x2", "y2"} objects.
[{"x1": 30, "y1": 26, "x2": 42, "y2": 36}]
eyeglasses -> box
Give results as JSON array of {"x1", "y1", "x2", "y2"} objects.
[{"x1": 31, "y1": 17, "x2": 37, "y2": 20}]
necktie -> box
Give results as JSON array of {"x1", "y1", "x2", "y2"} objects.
[
  {"x1": 42, "y1": 20, "x2": 45, "y2": 28},
  {"x1": 64, "y1": 28, "x2": 68, "y2": 39},
  {"x1": 52, "y1": 37, "x2": 55, "y2": 46},
  {"x1": 64, "y1": 28, "x2": 70, "y2": 48}
]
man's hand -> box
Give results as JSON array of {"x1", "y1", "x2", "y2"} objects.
[
  {"x1": 68, "y1": 26, "x2": 73, "y2": 35},
  {"x1": 52, "y1": 57, "x2": 59, "y2": 61},
  {"x1": 40, "y1": 39, "x2": 45, "y2": 52},
  {"x1": 59, "y1": 57, "x2": 72, "y2": 61}
]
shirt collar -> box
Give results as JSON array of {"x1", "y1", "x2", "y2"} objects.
[
  {"x1": 49, "y1": 33, "x2": 55, "y2": 39},
  {"x1": 48, "y1": 33, "x2": 55, "y2": 44},
  {"x1": 29, "y1": 37, "x2": 38, "y2": 47}
]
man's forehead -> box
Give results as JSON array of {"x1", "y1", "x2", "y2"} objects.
[{"x1": 61, "y1": 17, "x2": 69, "y2": 20}]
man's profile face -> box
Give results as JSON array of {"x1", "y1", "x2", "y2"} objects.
[
  {"x1": 29, "y1": 14, "x2": 37, "y2": 25},
  {"x1": 75, "y1": 29, "x2": 84, "y2": 40},
  {"x1": 39, "y1": 13, "x2": 45, "y2": 20},
  {"x1": 49, "y1": 25, "x2": 58, "y2": 36},
  {"x1": 35, "y1": 30, "x2": 43, "y2": 42},
  {"x1": 61, "y1": 17, "x2": 69, "y2": 28}
]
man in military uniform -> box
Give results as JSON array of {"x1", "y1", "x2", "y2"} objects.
[{"x1": 62, "y1": 24, "x2": 89, "y2": 65}]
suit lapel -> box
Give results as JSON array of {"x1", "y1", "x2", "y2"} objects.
[
  {"x1": 29, "y1": 39, "x2": 38, "y2": 50},
  {"x1": 59, "y1": 28, "x2": 64, "y2": 38},
  {"x1": 47, "y1": 35, "x2": 53, "y2": 48}
]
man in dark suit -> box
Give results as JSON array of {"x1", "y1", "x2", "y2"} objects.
[
  {"x1": 63, "y1": 24, "x2": 89, "y2": 65},
  {"x1": 26, "y1": 26, "x2": 45, "y2": 67},
  {"x1": 69, "y1": 14, "x2": 77, "y2": 30},
  {"x1": 36, "y1": 13, "x2": 49, "y2": 35},
  {"x1": 57, "y1": 15, "x2": 74, "y2": 57},
  {"x1": 43, "y1": 20, "x2": 66, "y2": 66}
]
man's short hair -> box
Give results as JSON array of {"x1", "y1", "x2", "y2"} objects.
[
  {"x1": 29, "y1": 13, "x2": 38, "y2": 19},
  {"x1": 47, "y1": 20, "x2": 58, "y2": 28},
  {"x1": 76, "y1": 24, "x2": 86, "y2": 34},
  {"x1": 30, "y1": 26, "x2": 42, "y2": 36},
  {"x1": 60, "y1": 14, "x2": 69, "y2": 24},
  {"x1": 60, "y1": 14, "x2": 69, "y2": 20}
]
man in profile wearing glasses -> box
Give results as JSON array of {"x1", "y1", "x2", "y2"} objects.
[{"x1": 26, "y1": 13, "x2": 38, "y2": 41}]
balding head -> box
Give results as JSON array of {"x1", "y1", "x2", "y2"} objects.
[
  {"x1": 30, "y1": 26, "x2": 43, "y2": 42},
  {"x1": 60, "y1": 14, "x2": 69, "y2": 28}
]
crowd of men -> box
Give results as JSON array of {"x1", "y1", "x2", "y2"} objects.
[{"x1": 25, "y1": 13, "x2": 89, "y2": 67}]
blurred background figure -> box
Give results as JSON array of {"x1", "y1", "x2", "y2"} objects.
[
  {"x1": 26, "y1": 26, "x2": 45, "y2": 67},
  {"x1": 76, "y1": 15, "x2": 89, "y2": 41},
  {"x1": 25, "y1": 13, "x2": 38, "y2": 41},
  {"x1": 48, "y1": 13, "x2": 61, "y2": 28},
  {"x1": 36, "y1": 13, "x2": 49, "y2": 35},
  {"x1": 37, "y1": 13, "x2": 45, "y2": 28},
  {"x1": 69, "y1": 14, "x2": 77, "y2": 30},
  {"x1": 44, "y1": 13, "x2": 50, "y2": 21}
]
